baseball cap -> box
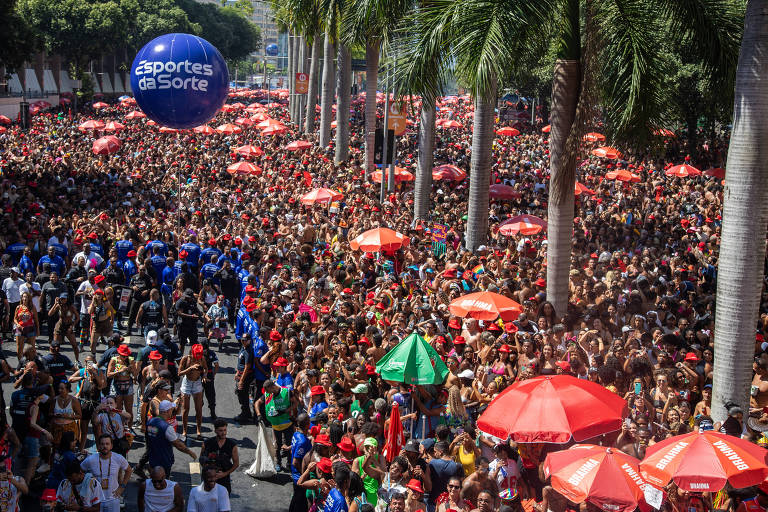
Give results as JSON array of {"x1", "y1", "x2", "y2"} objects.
[{"x1": 158, "y1": 400, "x2": 175, "y2": 412}]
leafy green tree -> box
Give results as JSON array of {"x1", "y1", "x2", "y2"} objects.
[
  {"x1": 0, "y1": 0, "x2": 36, "y2": 71},
  {"x1": 178, "y1": 0, "x2": 262, "y2": 61}
]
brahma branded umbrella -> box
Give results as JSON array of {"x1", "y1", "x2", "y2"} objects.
[
  {"x1": 449, "y1": 291, "x2": 522, "y2": 321},
  {"x1": 349, "y1": 228, "x2": 409, "y2": 252}
]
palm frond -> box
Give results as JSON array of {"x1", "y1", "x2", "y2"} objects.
[{"x1": 594, "y1": 0, "x2": 672, "y2": 146}]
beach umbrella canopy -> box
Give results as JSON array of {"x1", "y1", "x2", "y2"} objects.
[
  {"x1": 499, "y1": 215, "x2": 547, "y2": 236},
  {"x1": 125, "y1": 110, "x2": 146, "y2": 120},
  {"x1": 300, "y1": 188, "x2": 343, "y2": 205},
  {"x1": 489, "y1": 184, "x2": 521, "y2": 200},
  {"x1": 640, "y1": 431, "x2": 768, "y2": 492},
  {"x1": 103, "y1": 121, "x2": 125, "y2": 132},
  {"x1": 592, "y1": 146, "x2": 621, "y2": 159},
  {"x1": 261, "y1": 125, "x2": 288, "y2": 135},
  {"x1": 234, "y1": 145, "x2": 263, "y2": 158},
  {"x1": 477, "y1": 375, "x2": 627, "y2": 443},
  {"x1": 92, "y1": 101, "x2": 109, "y2": 109},
  {"x1": 285, "y1": 140, "x2": 313, "y2": 151},
  {"x1": 375, "y1": 332, "x2": 449, "y2": 385},
  {"x1": 574, "y1": 182, "x2": 595, "y2": 196},
  {"x1": 440, "y1": 120, "x2": 464, "y2": 129},
  {"x1": 704, "y1": 167, "x2": 726, "y2": 179},
  {"x1": 78, "y1": 120, "x2": 105, "y2": 131},
  {"x1": 449, "y1": 291, "x2": 522, "y2": 321},
  {"x1": 227, "y1": 161, "x2": 261, "y2": 176},
  {"x1": 349, "y1": 228, "x2": 409, "y2": 252},
  {"x1": 193, "y1": 125, "x2": 215, "y2": 135},
  {"x1": 234, "y1": 117, "x2": 253, "y2": 126},
  {"x1": 543, "y1": 445, "x2": 647, "y2": 512},
  {"x1": 606, "y1": 170, "x2": 641, "y2": 182},
  {"x1": 496, "y1": 127, "x2": 520, "y2": 137},
  {"x1": 542, "y1": 125, "x2": 551, "y2": 133},
  {"x1": 371, "y1": 167, "x2": 414, "y2": 183},
  {"x1": 432, "y1": 164, "x2": 467, "y2": 181},
  {"x1": 665, "y1": 164, "x2": 702, "y2": 178},
  {"x1": 583, "y1": 132, "x2": 606, "y2": 142},
  {"x1": 92, "y1": 135, "x2": 121, "y2": 155},
  {"x1": 216, "y1": 123, "x2": 242, "y2": 134},
  {"x1": 0, "y1": 115, "x2": 11, "y2": 125}
]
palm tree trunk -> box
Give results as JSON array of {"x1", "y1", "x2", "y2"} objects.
[
  {"x1": 304, "y1": 34, "x2": 321, "y2": 133},
  {"x1": 288, "y1": 34, "x2": 296, "y2": 123},
  {"x1": 364, "y1": 40, "x2": 380, "y2": 177},
  {"x1": 712, "y1": 0, "x2": 768, "y2": 423},
  {"x1": 335, "y1": 43, "x2": 352, "y2": 164},
  {"x1": 546, "y1": 59, "x2": 580, "y2": 317},
  {"x1": 465, "y1": 84, "x2": 497, "y2": 252},
  {"x1": 319, "y1": 32, "x2": 335, "y2": 148},
  {"x1": 414, "y1": 96, "x2": 436, "y2": 221}
]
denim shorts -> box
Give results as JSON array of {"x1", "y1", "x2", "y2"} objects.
[{"x1": 23, "y1": 436, "x2": 40, "y2": 458}]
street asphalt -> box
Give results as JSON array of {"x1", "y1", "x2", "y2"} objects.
[{"x1": 10, "y1": 327, "x2": 293, "y2": 511}]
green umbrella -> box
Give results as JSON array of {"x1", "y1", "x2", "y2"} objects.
[{"x1": 375, "y1": 332, "x2": 450, "y2": 385}]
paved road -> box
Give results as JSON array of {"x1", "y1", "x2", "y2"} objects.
[{"x1": 11, "y1": 327, "x2": 293, "y2": 511}]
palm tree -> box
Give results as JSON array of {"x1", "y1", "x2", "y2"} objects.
[
  {"x1": 335, "y1": 43, "x2": 352, "y2": 163},
  {"x1": 342, "y1": 0, "x2": 410, "y2": 176},
  {"x1": 712, "y1": 0, "x2": 767, "y2": 422},
  {"x1": 319, "y1": 0, "x2": 344, "y2": 148}
]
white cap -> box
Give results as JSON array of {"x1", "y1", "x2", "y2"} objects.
[
  {"x1": 158, "y1": 400, "x2": 175, "y2": 413},
  {"x1": 146, "y1": 330, "x2": 158, "y2": 346},
  {"x1": 458, "y1": 369, "x2": 475, "y2": 379}
]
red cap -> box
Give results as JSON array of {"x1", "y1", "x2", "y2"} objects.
[
  {"x1": 42, "y1": 489, "x2": 58, "y2": 502},
  {"x1": 245, "y1": 284, "x2": 257, "y2": 292},
  {"x1": 448, "y1": 319, "x2": 461, "y2": 330},
  {"x1": 505, "y1": 323, "x2": 518, "y2": 333},
  {"x1": 246, "y1": 302, "x2": 257, "y2": 312},
  {"x1": 444, "y1": 268, "x2": 457, "y2": 278},
  {"x1": 87, "y1": 232, "x2": 98, "y2": 240},
  {"x1": 365, "y1": 364, "x2": 377, "y2": 376},
  {"x1": 406, "y1": 479, "x2": 425, "y2": 494},
  {"x1": 208, "y1": 238, "x2": 216, "y2": 246},
  {"x1": 311, "y1": 385, "x2": 326, "y2": 396},
  {"x1": 535, "y1": 278, "x2": 546, "y2": 287},
  {"x1": 269, "y1": 330, "x2": 282, "y2": 341},
  {"x1": 499, "y1": 344, "x2": 512, "y2": 353},
  {"x1": 556, "y1": 360, "x2": 571, "y2": 372},
  {"x1": 93, "y1": 275, "x2": 106, "y2": 284},
  {"x1": 149, "y1": 350, "x2": 163, "y2": 361},
  {"x1": 179, "y1": 250, "x2": 188, "y2": 258},
  {"x1": 117, "y1": 345, "x2": 131, "y2": 356},
  {"x1": 191, "y1": 344, "x2": 204, "y2": 359},
  {"x1": 337, "y1": 437, "x2": 356, "y2": 452},
  {"x1": 317, "y1": 457, "x2": 333, "y2": 474},
  {"x1": 487, "y1": 323, "x2": 501, "y2": 332},
  {"x1": 93, "y1": 288, "x2": 105, "y2": 296},
  {"x1": 342, "y1": 287, "x2": 353, "y2": 294},
  {"x1": 453, "y1": 336, "x2": 466, "y2": 345},
  {"x1": 358, "y1": 336, "x2": 371, "y2": 345},
  {"x1": 273, "y1": 357, "x2": 289, "y2": 367},
  {"x1": 126, "y1": 250, "x2": 137, "y2": 257},
  {"x1": 684, "y1": 352, "x2": 699, "y2": 362}
]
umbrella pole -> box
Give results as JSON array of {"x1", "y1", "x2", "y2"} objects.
[{"x1": 410, "y1": 394, "x2": 415, "y2": 439}]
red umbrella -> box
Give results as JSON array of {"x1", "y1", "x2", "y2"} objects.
[
  {"x1": 371, "y1": 167, "x2": 414, "y2": 183},
  {"x1": 542, "y1": 124, "x2": 551, "y2": 133},
  {"x1": 499, "y1": 215, "x2": 547, "y2": 236},
  {"x1": 234, "y1": 145, "x2": 263, "y2": 158},
  {"x1": 592, "y1": 146, "x2": 621, "y2": 159},
  {"x1": 92, "y1": 135, "x2": 121, "y2": 155},
  {"x1": 704, "y1": 167, "x2": 726, "y2": 179},
  {"x1": 440, "y1": 120, "x2": 464, "y2": 129},
  {"x1": 583, "y1": 132, "x2": 606, "y2": 142},
  {"x1": 31, "y1": 100, "x2": 51, "y2": 109},
  {"x1": 0, "y1": 115, "x2": 11, "y2": 125},
  {"x1": 432, "y1": 164, "x2": 467, "y2": 181},
  {"x1": 489, "y1": 184, "x2": 521, "y2": 200},
  {"x1": 257, "y1": 118, "x2": 287, "y2": 130},
  {"x1": 216, "y1": 123, "x2": 242, "y2": 134},
  {"x1": 496, "y1": 127, "x2": 520, "y2": 137},
  {"x1": 230, "y1": 102, "x2": 246, "y2": 109},
  {"x1": 0, "y1": 126, "x2": 6, "y2": 134},
  {"x1": 261, "y1": 125, "x2": 288, "y2": 136},
  {"x1": 78, "y1": 120, "x2": 105, "y2": 132},
  {"x1": 125, "y1": 110, "x2": 146, "y2": 120},
  {"x1": 59, "y1": 98, "x2": 71, "y2": 105},
  {"x1": 220, "y1": 104, "x2": 236, "y2": 113},
  {"x1": 665, "y1": 164, "x2": 701, "y2": 178},
  {"x1": 382, "y1": 402, "x2": 405, "y2": 463},
  {"x1": 250, "y1": 112, "x2": 270, "y2": 122},
  {"x1": 104, "y1": 121, "x2": 125, "y2": 132},
  {"x1": 640, "y1": 431, "x2": 768, "y2": 492},
  {"x1": 574, "y1": 182, "x2": 595, "y2": 196},
  {"x1": 349, "y1": 228, "x2": 409, "y2": 252},
  {"x1": 92, "y1": 101, "x2": 109, "y2": 109},
  {"x1": 606, "y1": 169, "x2": 641, "y2": 183},
  {"x1": 227, "y1": 161, "x2": 261, "y2": 176},
  {"x1": 300, "y1": 188, "x2": 343, "y2": 205},
  {"x1": 449, "y1": 291, "x2": 522, "y2": 321},
  {"x1": 159, "y1": 126, "x2": 180, "y2": 133},
  {"x1": 193, "y1": 125, "x2": 215, "y2": 135},
  {"x1": 544, "y1": 445, "x2": 647, "y2": 512},
  {"x1": 234, "y1": 117, "x2": 253, "y2": 127},
  {"x1": 285, "y1": 140, "x2": 313, "y2": 151},
  {"x1": 477, "y1": 375, "x2": 627, "y2": 443}
]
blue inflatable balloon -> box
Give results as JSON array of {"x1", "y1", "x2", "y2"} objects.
[
  {"x1": 130, "y1": 33, "x2": 229, "y2": 129},
  {"x1": 265, "y1": 44, "x2": 279, "y2": 57}
]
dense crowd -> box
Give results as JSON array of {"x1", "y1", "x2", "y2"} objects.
[{"x1": 0, "y1": 87, "x2": 763, "y2": 512}]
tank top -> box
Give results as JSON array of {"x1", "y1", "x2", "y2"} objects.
[
  {"x1": 458, "y1": 444, "x2": 476, "y2": 476},
  {"x1": 143, "y1": 479, "x2": 177, "y2": 511},
  {"x1": 54, "y1": 396, "x2": 74, "y2": 418},
  {"x1": 356, "y1": 455, "x2": 379, "y2": 506},
  {"x1": 142, "y1": 301, "x2": 162, "y2": 327}
]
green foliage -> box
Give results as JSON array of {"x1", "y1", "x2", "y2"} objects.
[
  {"x1": 178, "y1": 0, "x2": 262, "y2": 61},
  {"x1": 0, "y1": 0, "x2": 36, "y2": 71}
]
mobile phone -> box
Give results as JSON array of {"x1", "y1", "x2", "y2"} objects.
[{"x1": 634, "y1": 382, "x2": 642, "y2": 395}]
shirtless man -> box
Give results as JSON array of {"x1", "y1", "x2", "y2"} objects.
[
  {"x1": 694, "y1": 384, "x2": 712, "y2": 417},
  {"x1": 462, "y1": 319, "x2": 482, "y2": 351},
  {"x1": 751, "y1": 360, "x2": 768, "y2": 412},
  {"x1": 515, "y1": 335, "x2": 539, "y2": 374},
  {"x1": 462, "y1": 458, "x2": 498, "y2": 508},
  {"x1": 178, "y1": 343, "x2": 208, "y2": 440}
]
